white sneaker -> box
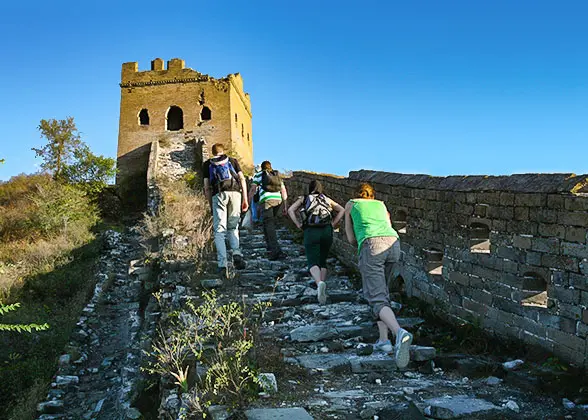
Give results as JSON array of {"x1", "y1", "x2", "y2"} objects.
[
  {"x1": 395, "y1": 328, "x2": 413, "y2": 369},
  {"x1": 317, "y1": 281, "x2": 327, "y2": 305}
]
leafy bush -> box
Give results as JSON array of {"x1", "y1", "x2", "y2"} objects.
[{"x1": 145, "y1": 291, "x2": 270, "y2": 416}]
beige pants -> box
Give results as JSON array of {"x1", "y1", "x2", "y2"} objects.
[{"x1": 358, "y1": 236, "x2": 400, "y2": 319}]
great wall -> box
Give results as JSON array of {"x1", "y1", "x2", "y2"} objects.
[{"x1": 34, "y1": 59, "x2": 588, "y2": 419}]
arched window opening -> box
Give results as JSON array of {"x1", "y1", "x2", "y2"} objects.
[
  {"x1": 138, "y1": 109, "x2": 150, "y2": 126},
  {"x1": 470, "y1": 222, "x2": 490, "y2": 253},
  {"x1": 201, "y1": 106, "x2": 212, "y2": 121},
  {"x1": 426, "y1": 248, "x2": 443, "y2": 276},
  {"x1": 166, "y1": 106, "x2": 183, "y2": 131},
  {"x1": 393, "y1": 209, "x2": 408, "y2": 234},
  {"x1": 247, "y1": 133, "x2": 250, "y2": 143},
  {"x1": 241, "y1": 124, "x2": 244, "y2": 137},
  {"x1": 521, "y1": 272, "x2": 547, "y2": 307},
  {"x1": 235, "y1": 113, "x2": 238, "y2": 125}
]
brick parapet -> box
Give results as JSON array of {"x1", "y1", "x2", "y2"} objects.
[{"x1": 285, "y1": 170, "x2": 588, "y2": 366}]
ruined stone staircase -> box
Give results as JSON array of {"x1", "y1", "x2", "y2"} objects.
[{"x1": 201, "y1": 226, "x2": 570, "y2": 419}]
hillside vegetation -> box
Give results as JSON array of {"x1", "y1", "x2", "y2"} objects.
[{"x1": 0, "y1": 118, "x2": 116, "y2": 419}]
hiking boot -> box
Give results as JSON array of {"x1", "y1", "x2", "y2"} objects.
[
  {"x1": 269, "y1": 250, "x2": 287, "y2": 261},
  {"x1": 395, "y1": 328, "x2": 413, "y2": 369},
  {"x1": 233, "y1": 254, "x2": 246, "y2": 270},
  {"x1": 317, "y1": 281, "x2": 327, "y2": 305},
  {"x1": 217, "y1": 266, "x2": 229, "y2": 281},
  {"x1": 374, "y1": 339, "x2": 393, "y2": 353}
]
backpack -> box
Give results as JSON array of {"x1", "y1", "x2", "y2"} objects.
[
  {"x1": 208, "y1": 156, "x2": 238, "y2": 191},
  {"x1": 300, "y1": 194, "x2": 332, "y2": 227},
  {"x1": 261, "y1": 170, "x2": 281, "y2": 192}
]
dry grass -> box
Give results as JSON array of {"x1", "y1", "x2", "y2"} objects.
[{"x1": 140, "y1": 177, "x2": 212, "y2": 263}]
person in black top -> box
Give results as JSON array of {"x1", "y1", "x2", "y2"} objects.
[{"x1": 202, "y1": 143, "x2": 249, "y2": 279}]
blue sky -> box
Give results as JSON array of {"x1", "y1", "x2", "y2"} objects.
[{"x1": 1, "y1": 0, "x2": 587, "y2": 181}]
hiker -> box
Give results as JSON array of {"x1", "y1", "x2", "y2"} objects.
[
  {"x1": 287, "y1": 180, "x2": 344, "y2": 304},
  {"x1": 251, "y1": 160, "x2": 288, "y2": 260},
  {"x1": 202, "y1": 143, "x2": 249, "y2": 279},
  {"x1": 344, "y1": 182, "x2": 413, "y2": 368},
  {"x1": 249, "y1": 164, "x2": 262, "y2": 224}
]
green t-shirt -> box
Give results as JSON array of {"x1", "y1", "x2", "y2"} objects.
[{"x1": 350, "y1": 199, "x2": 398, "y2": 253}]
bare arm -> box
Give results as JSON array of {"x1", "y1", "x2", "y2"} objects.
[
  {"x1": 280, "y1": 183, "x2": 288, "y2": 214},
  {"x1": 203, "y1": 178, "x2": 212, "y2": 209},
  {"x1": 287, "y1": 196, "x2": 304, "y2": 229},
  {"x1": 328, "y1": 198, "x2": 345, "y2": 228},
  {"x1": 344, "y1": 201, "x2": 357, "y2": 246},
  {"x1": 238, "y1": 171, "x2": 249, "y2": 212}
]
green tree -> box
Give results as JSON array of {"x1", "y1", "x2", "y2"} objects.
[
  {"x1": 0, "y1": 302, "x2": 49, "y2": 333},
  {"x1": 32, "y1": 117, "x2": 116, "y2": 196},
  {"x1": 32, "y1": 117, "x2": 81, "y2": 180},
  {"x1": 61, "y1": 144, "x2": 117, "y2": 196}
]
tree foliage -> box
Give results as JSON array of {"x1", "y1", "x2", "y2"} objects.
[
  {"x1": 0, "y1": 302, "x2": 49, "y2": 333},
  {"x1": 32, "y1": 117, "x2": 81, "y2": 179},
  {"x1": 61, "y1": 144, "x2": 116, "y2": 196},
  {"x1": 32, "y1": 117, "x2": 116, "y2": 195}
]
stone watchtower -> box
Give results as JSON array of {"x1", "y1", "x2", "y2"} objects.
[{"x1": 116, "y1": 58, "x2": 253, "y2": 210}]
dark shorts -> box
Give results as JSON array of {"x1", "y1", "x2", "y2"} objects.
[{"x1": 303, "y1": 225, "x2": 333, "y2": 269}]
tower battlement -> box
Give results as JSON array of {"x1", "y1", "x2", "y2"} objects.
[{"x1": 116, "y1": 58, "x2": 253, "y2": 210}]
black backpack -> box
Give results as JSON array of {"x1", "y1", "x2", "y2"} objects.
[
  {"x1": 300, "y1": 194, "x2": 332, "y2": 227},
  {"x1": 261, "y1": 170, "x2": 282, "y2": 192}
]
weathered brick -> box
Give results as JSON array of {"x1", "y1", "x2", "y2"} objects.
[
  {"x1": 551, "y1": 270, "x2": 569, "y2": 287},
  {"x1": 514, "y1": 206, "x2": 529, "y2": 221},
  {"x1": 500, "y1": 192, "x2": 515, "y2": 206},
  {"x1": 583, "y1": 308, "x2": 588, "y2": 324},
  {"x1": 531, "y1": 237, "x2": 560, "y2": 254},
  {"x1": 551, "y1": 287, "x2": 580, "y2": 305},
  {"x1": 514, "y1": 193, "x2": 546, "y2": 207},
  {"x1": 558, "y1": 212, "x2": 588, "y2": 228},
  {"x1": 541, "y1": 254, "x2": 579, "y2": 272},
  {"x1": 488, "y1": 206, "x2": 514, "y2": 220},
  {"x1": 507, "y1": 220, "x2": 538, "y2": 235},
  {"x1": 546, "y1": 327, "x2": 586, "y2": 354},
  {"x1": 471, "y1": 289, "x2": 493, "y2": 305},
  {"x1": 492, "y1": 219, "x2": 507, "y2": 232},
  {"x1": 474, "y1": 204, "x2": 489, "y2": 217},
  {"x1": 526, "y1": 251, "x2": 542, "y2": 266},
  {"x1": 560, "y1": 317, "x2": 577, "y2": 334},
  {"x1": 478, "y1": 192, "x2": 501, "y2": 205},
  {"x1": 513, "y1": 235, "x2": 532, "y2": 249},
  {"x1": 512, "y1": 314, "x2": 547, "y2": 337},
  {"x1": 581, "y1": 259, "x2": 588, "y2": 276},
  {"x1": 558, "y1": 302, "x2": 582, "y2": 320},
  {"x1": 569, "y1": 273, "x2": 588, "y2": 291},
  {"x1": 562, "y1": 241, "x2": 588, "y2": 259},
  {"x1": 565, "y1": 197, "x2": 588, "y2": 211},
  {"x1": 454, "y1": 203, "x2": 473, "y2": 215},
  {"x1": 463, "y1": 297, "x2": 489, "y2": 315},
  {"x1": 530, "y1": 208, "x2": 558, "y2": 224},
  {"x1": 537, "y1": 223, "x2": 566, "y2": 239},
  {"x1": 547, "y1": 194, "x2": 565, "y2": 209},
  {"x1": 565, "y1": 226, "x2": 587, "y2": 244},
  {"x1": 449, "y1": 271, "x2": 470, "y2": 286}
]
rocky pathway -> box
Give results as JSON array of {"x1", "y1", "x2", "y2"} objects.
[
  {"x1": 37, "y1": 230, "x2": 156, "y2": 420},
  {"x1": 209, "y1": 226, "x2": 571, "y2": 419}
]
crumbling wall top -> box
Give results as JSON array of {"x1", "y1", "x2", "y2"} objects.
[{"x1": 347, "y1": 170, "x2": 588, "y2": 194}]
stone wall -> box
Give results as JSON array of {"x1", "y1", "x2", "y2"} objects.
[
  {"x1": 116, "y1": 58, "x2": 253, "y2": 210},
  {"x1": 286, "y1": 170, "x2": 588, "y2": 366}
]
